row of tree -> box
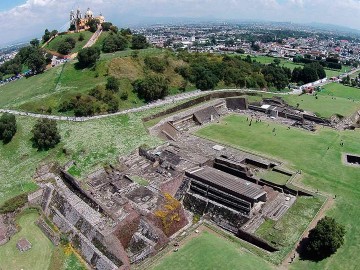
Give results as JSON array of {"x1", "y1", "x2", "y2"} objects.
[
  {"x1": 0, "y1": 41, "x2": 49, "y2": 79},
  {"x1": 293, "y1": 55, "x2": 342, "y2": 70},
  {"x1": 174, "y1": 53, "x2": 327, "y2": 91}
]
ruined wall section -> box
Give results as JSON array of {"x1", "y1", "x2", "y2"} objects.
[
  {"x1": 45, "y1": 178, "x2": 124, "y2": 269},
  {"x1": 183, "y1": 192, "x2": 249, "y2": 233}
]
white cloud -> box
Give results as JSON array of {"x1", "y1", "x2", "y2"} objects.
[{"x1": 1, "y1": 0, "x2": 360, "y2": 45}]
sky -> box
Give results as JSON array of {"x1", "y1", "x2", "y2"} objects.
[{"x1": 1, "y1": 0, "x2": 360, "y2": 45}]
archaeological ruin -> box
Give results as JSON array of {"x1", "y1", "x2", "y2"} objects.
[{"x1": 27, "y1": 93, "x2": 338, "y2": 269}]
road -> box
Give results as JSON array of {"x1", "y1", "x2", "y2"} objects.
[{"x1": 1, "y1": 64, "x2": 359, "y2": 122}]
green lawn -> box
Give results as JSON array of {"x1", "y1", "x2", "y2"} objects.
[
  {"x1": 45, "y1": 31, "x2": 93, "y2": 54},
  {"x1": 280, "y1": 93, "x2": 360, "y2": 118},
  {"x1": 196, "y1": 114, "x2": 360, "y2": 269},
  {"x1": 152, "y1": 230, "x2": 273, "y2": 270},
  {"x1": 320, "y1": 83, "x2": 360, "y2": 101},
  {"x1": 0, "y1": 209, "x2": 54, "y2": 270},
  {"x1": 130, "y1": 175, "x2": 149, "y2": 186},
  {"x1": 258, "y1": 169, "x2": 291, "y2": 185},
  {"x1": 255, "y1": 196, "x2": 324, "y2": 263}
]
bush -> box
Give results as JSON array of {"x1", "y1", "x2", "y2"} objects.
[
  {"x1": 106, "y1": 76, "x2": 120, "y2": 92},
  {"x1": 0, "y1": 113, "x2": 17, "y2": 144},
  {"x1": 31, "y1": 119, "x2": 61, "y2": 150},
  {"x1": 78, "y1": 33, "x2": 85, "y2": 41},
  {"x1": 144, "y1": 56, "x2": 167, "y2": 73},
  {"x1": 0, "y1": 193, "x2": 28, "y2": 213}
]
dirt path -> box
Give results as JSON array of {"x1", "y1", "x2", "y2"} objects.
[{"x1": 279, "y1": 197, "x2": 335, "y2": 269}]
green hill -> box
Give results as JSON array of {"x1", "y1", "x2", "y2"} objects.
[
  {"x1": 44, "y1": 31, "x2": 93, "y2": 54},
  {"x1": 0, "y1": 48, "x2": 191, "y2": 114}
]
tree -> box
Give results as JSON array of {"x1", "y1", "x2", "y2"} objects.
[
  {"x1": 31, "y1": 119, "x2": 61, "y2": 150},
  {"x1": 273, "y1": 58, "x2": 281, "y2": 66},
  {"x1": 57, "y1": 42, "x2": 73, "y2": 55},
  {"x1": 305, "y1": 217, "x2": 345, "y2": 260},
  {"x1": 0, "y1": 113, "x2": 17, "y2": 144},
  {"x1": 262, "y1": 64, "x2": 290, "y2": 90},
  {"x1": 106, "y1": 76, "x2": 120, "y2": 92},
  {"x1": 86, "y1": 19, "x2": 100, "y2": 32},
  {"x1": 69, "y1": 24, "x2": 76, "y2": 31},
  {"x1": 64, "y1": 37, "x2": 76, "y2": 48},
  {"x1": 78, "y1": 33, "x2": 85, "y2": 41},
  {"x1": 77, "y1": 47, "x2": 100, "y2": 67},
  {"x1": 133, "y1": 75, "x2": 169, "y2": 101},
  {"x1": 27, "y1": 49, "x2": 46, "y2": 73},
  {"x1": 131, "y1": 34, "x2": 149, "y2": 49},
  {"x1": 102, "y1": 34, "x2": 128, "y2": 53},
  {"x1": 101, "y1": 22, "x2": 113, "y2": 31},
  {"x1": 42, "y1": 29, "x2": 51, "y2": 42},
  {"x1": 30, "y1": 38, "x2": 40, "y2": 47},
  {"x1": 300, "y1": 65, "x2": 319, "y2": 84}
]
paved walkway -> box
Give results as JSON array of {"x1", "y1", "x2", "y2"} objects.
[{"x1": 0, "y1": 88, "x2": 280, "y2": 122}]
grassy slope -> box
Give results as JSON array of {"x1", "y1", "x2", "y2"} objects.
[
  {"x1": 196, "y1": 114, "x2": 360, "y2": 269},
  {"x1": 45, "y1": 31, "x2": 93, "y2": 53},
  {"x1": 0, "y1": 48, "x2": 187, "y2": 114},
  {"x1": 152, "y1": 230, "x2": 272, "y2": 270},
  {"x1": 0, "y1": 209, "x2": 54, "y2": 270}
]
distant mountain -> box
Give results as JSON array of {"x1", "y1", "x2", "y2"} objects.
[{"x1": 305, "y1": 22, "x2": 360, "y2": 35}]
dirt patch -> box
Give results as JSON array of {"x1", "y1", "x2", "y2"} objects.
[{"x1": 109, "y1": 58, "x2": 144, "y2": 81}]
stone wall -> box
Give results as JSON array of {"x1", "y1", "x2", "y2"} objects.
[
  {"x1": 36, "y1": 218, "x2": 60, "y2": 245},
  {"x1": 237, "y1": 229, "x2": 278, "y2": 252}
]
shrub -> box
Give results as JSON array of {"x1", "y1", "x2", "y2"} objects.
[
  {"x1": 144, "y1": 56, "x2": 167, "y2": 73},
  {"x1": 0, "y1": 193, "x2": 28, "y2": 213},
  {"x1": 105, "y1": 76, "x2": 120, "y2": 92}
]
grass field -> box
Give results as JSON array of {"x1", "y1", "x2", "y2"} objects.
[
  {"x1": 45, "y1": 31, "x2": 93, "y2": 54},
  {"x1": 195, "y1": 114, "x2": 360, "y2": 269},
  {"x1": 280, "y1": 93, "x2": 360, "y2": 118},
  {"x1": 320, "y1": 83, "x2": 360, "y2": 101},
  {"x1": 0, "y1": 208, "x2": 54, "y2": 270},
  {"x1": 258, "y1": 169, "x2": 291, "y2": 185},
  {"x1": 151, "y1": 229, "x2": 273, "y2": 270}
]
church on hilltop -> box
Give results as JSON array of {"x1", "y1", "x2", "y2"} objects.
[{"x1": 69, "y1": 8, "x2": 105, "y2": 32}]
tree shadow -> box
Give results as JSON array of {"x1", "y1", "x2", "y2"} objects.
[{"x1": 297, "y1": 237, "x2": 329, "y2": 262}]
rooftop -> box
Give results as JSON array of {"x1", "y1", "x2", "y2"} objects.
[{"x1": 186, "y1": 166, "x2": 266, "y2": 200}]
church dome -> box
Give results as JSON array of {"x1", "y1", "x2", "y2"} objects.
[{"x1": 85, "y1": 8, "x2": 93, "y2": 18}]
